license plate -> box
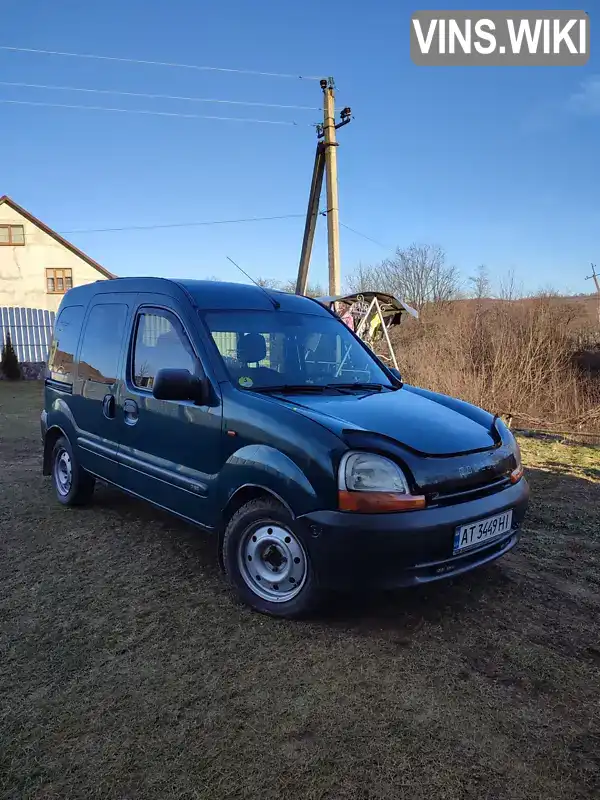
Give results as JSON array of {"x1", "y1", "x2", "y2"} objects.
[{"x1": 453, "y1": 510, "x2": 513, "y2": 554}]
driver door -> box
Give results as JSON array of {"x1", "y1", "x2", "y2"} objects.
[{"x1": 116, "y1": 300, "x2": 223, "y2": 529}]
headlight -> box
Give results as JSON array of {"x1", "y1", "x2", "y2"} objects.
[
  {"x1": 510, "y1": 439, "x2": 524, "y2": 484},
  {"x1": 338, "y1": 451, "x2": 426, "y2": 513},
  {"x1": 340, "y1": 452, "x2": 409, "y2": 493}
]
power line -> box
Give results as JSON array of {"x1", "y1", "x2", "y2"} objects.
[
  {"x1": 0, "y1": 98, "x2": 307, "y2": 126},
  {"x1": 0, "y1": 81, "x2": 321, "y2": 111},
  {"x1": 57, "y1": 213, "x2": 306, "y2": 235},
  {"x1": 0, "y1": 45, "x2": 322, "y2": 80},
  {"x1": 339, "y1": 221, "x2": 390, "y2": 250},
  {"x1": 47, "y1": 215, "x2": 391, "y2": 246},
  {"x1": 16, "y1": 213, "x2": 305, "y2": 239}
]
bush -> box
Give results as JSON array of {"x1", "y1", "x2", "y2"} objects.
[
  {"x1": 1, "y1": 332, "x2": 21, "y2": 380},
  {"x1": 391, "y1": 296, "x2": 599, "y2": 432}
]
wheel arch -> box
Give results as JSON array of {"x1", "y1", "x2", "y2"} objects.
[
  {"x1": 42, "y1": 425, "x2": 68, "y2": 475},
  {"x1": 217, "y1": 484, "x2": 293, "y2": 571}
]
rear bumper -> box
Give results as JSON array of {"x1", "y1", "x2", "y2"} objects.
[{"x1": 297, "y1": 478, "x2": 529, "y2": 590}]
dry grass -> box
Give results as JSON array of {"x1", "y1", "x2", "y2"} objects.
[
  {"x1": 390, "y1": 298, "x2": 599, "y2": 432},
  {"x1": 1, "y1": 382, "x2": 599, "y2": 800}
]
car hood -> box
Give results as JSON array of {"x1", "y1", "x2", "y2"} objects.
[{"x1": 276, "y1": 385, "x2": 498, "y2": 457}]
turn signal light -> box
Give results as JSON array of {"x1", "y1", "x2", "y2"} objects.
[
  {"x1": 510, "y1": 465, "x2": 524, "y2": 484},
  {"x1": 338, "y1": 490, "x2": 426, "y2": 513}
]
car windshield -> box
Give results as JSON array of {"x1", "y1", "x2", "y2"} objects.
[{"x1": 203, "y1": 310, "x2": 393, "y2": 391}]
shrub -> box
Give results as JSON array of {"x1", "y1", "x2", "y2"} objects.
[
  {"x1": 390, "y1": 296, "x2": 599, "y2": 432},
  {"x1": 1, "y1": 332, "x2": 21, "y2": 380}
]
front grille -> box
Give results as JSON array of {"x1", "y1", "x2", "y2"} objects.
[{"x1": 427, "y1": 475, "x2": 512, "y2": 508}]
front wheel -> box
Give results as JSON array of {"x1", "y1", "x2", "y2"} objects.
[
  {"x1": 51, "y1": 435, "x2": 95, "y2": 506},
  {"x1": 222, "y1": 498, "x2": 321, "y2": 618}
]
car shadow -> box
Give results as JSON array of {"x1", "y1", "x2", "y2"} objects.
[
  {"x1": 91, "y1": 465, "x2": 599, "y2": 629},
  {"x1": 314, "y1": 563, "x2": 516, "y2": 639},
  {"x1": 92, "y1": 482, "x2": 219, "y2": 567},
  {"x1": 318, "y1": 465, "x2": 599, "y2": 638}
]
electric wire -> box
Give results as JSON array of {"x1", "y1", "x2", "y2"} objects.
[
  {"x1": 57, "y1": 213, "x2": 307, "y2": 235},
  {"x1": 340, "y1": 221, "x2": 389, "y2": 250},
  {"x1": 0, "y1": 97, "x2": 308, "y2": 125},
  {"x1": 0, "y1": 80, "x2": 321, "y2": 111},
  {"x1": 0, "y1": 45, "x2": 323, "y2": 80}
]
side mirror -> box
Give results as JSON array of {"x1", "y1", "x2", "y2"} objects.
[
  {"x1": 152, "y1": 368, "x2": 209, "y2": 404},
  {"x1": 389, "y1": 367, "x2": 402, "y2": 383}
]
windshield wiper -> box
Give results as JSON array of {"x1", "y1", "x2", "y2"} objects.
[
  {"x1": 324, "y1": 382, "x2": 392, "y2": 392},
  {"x1": 249, "y1": 384, "x2": 345, "y2": 394},
  {"x1": 248, "y1": 383, "x2": 394, "y2": 395}
]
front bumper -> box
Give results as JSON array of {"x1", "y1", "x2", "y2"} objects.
[{"x1": 297, "y1": 478, "x2": 529, "y2": 590}]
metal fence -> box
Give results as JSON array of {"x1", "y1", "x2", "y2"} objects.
[
  {"x1": 0, "y1": 307, "x2": 55, "y2": 363},
  {"x1": 0, "y1": 307, "x2": 240, "y2": 365},
  {"x1": 140, "y1": 316, "x2": 239, "y2": 360}
]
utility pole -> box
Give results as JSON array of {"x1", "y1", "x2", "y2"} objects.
[
  {"x1": 295, "y1": 77, "x2": 351, "y2": 296},
  {"x1": 295, "y1": 142, "x2": 325, "y2": 295},
  {"x1": 585, "y1": 263, "x2": 600, "y2": 326},
  {"x1": 322, "y1": 79, "x2": 341, "y2": 296}
]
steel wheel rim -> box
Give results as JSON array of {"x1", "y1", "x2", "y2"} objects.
[
  {"x1": 54, "y1": 448, "x2": 72, "y2": 496},
  {"x1": 238, "y1": 522, "x2": 308, "y2": 603}
]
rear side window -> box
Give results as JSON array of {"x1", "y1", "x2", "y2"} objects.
[
  {"x1": 78, "y1": 303, "x2": 128, "y2": 384},
  {"x1": 132, "y1": 310, "x2": 195, "y2": 390},
  {"x1": 47, "y1": 305, "x2": 84, "y2": 383}
]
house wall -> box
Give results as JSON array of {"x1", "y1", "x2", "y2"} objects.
[{"x1": 0, "y1": 204, "x2": 109, "y2": 312}]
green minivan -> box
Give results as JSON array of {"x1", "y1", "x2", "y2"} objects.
[{"x1": 42, "y1": 277, "x2": 529, "y2": 617}]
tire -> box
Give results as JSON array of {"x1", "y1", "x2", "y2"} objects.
[
  {"x1": 51, "y1": 435, "x2": 95, "y2": 506},
  {"x1": 223, "y1": 497, "x2": 321, "y2": 618}
]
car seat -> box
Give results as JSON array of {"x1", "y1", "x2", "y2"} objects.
[
  {"x1": 236, "y1": 333, "x2": 279, "y2": 384},
  {"x1": 155, "y1": 328, "x2": 194, "y2": 373}
]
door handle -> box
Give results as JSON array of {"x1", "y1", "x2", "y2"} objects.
[
  {"x1": 102, "y1": 394, "x2": 116, "y2": 420},
  {"x1": 123, "y1": 398, "x2": 139, "y2": 425}
]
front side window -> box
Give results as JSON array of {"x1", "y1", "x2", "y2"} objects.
[
  {"x1": 78, "y1": 303, "x2": 128, "y2": 384},
  {"x1": 132, "y1": 311, "x2": 195, "y2": 390},
  {"x1": 203, "y1": 310, "x2": 392, "y2": 390},
  {"x1": 47, "y1": 305, "x2": 85, "y2": 383}
]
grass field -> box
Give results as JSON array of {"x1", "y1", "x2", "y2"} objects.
[{"x1": 1, "y1": 381, "x2": 599, "y2": 800}]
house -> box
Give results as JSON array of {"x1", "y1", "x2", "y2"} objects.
[{"x1": 0, "y1": 195, "x2": 115, "y2": 313}]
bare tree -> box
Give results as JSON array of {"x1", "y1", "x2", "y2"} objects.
[
  {"x1": 531, "y1": 284, "x2": 561, "y2": 299},
  {"x1": 498, "y1": 268, "x2": 523, "y2": 302},
  {"x1": 347, "y1": 243, "x2": 460, "y2": 312},
  {"x1": 279, "y1": 279, "x2": 324, "y2": 298},
  {"x1": 345, "y1": 262, "x2": 380, "y2": 294},
  {"x1": 469, "y1": 265, "x2": 492, "y2": 299},
  {"x1": 254, "y1": 276, "x2": 281, "y2": 288}
]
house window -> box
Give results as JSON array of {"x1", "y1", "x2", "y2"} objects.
[
  {"x1": 0, "y1": 224, "x2": 25, "y2": 245},
  {"x1": 46, "y1": 268, "x2": 73, "y2": 294}
]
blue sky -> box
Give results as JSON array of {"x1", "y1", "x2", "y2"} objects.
[{"x1": 1, "y1": 0, "x2": 598, "y2": 295}]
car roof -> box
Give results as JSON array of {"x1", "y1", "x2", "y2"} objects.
[{"x1": 63, "y1": 277, "x2": 330, "y2": 315}]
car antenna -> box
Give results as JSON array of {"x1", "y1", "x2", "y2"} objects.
[{"x1": 226, "y1": 256, "x2": 280, "y2": 310}]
